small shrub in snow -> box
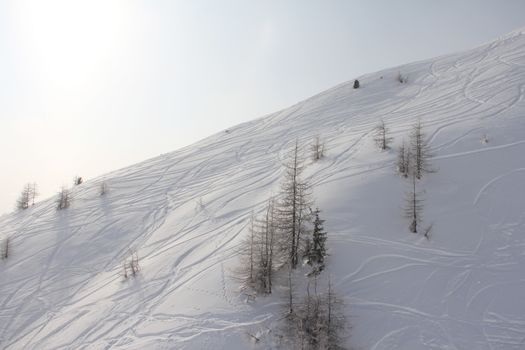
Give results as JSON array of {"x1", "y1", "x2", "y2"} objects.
[
  {"x1": 73, "y1": 176, "x2": 83, "y2": 186},
  {"x1": 423, "y1": 223, "x2": 433, "y2": 240},
  {"x1": 123, "y1": 251, "x2": 140, "y2": 280},
  {"x1": 397, "y1": 71, "x2": 407, "y2": 83}
]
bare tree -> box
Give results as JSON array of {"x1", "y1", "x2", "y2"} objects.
[
  {"x1": 409, "y1": 120, "x2": 432, "y2": 179},
  {"x1": 16, "y1": 184, "x2": 32, "y2": 210},
  {"x1": 374, "y1": 119, "x2": 393, "y2": 150},
  {"x1": 236, "y1": 215, "x2": 256, "y2": 293},
  {"x1": 1, "y1": 237, "x2": 9, "y2": 260},
  {"x1": 248, "y1": 213, "x2": 257, "y2": 286},
  {"x1": 30, "y1": 183, "x2": 39, "y2": 206},
  {"x1": 237, "y1": 200, "x2": 277, "y2": 294},
  {"x1": 56, "y1": 187, "x2": 72, "y2": 210},
  {"x1": 255, "y1": 199, "x2": 277, "y2": 294},
  {"x1": 277, "y1": 141, "x2": 313, "y2": 269},
  {"x1": 287, "y1": 262, "x2": 295, "y2": 315},
  {"x1": 405, "y1": 173, "x2": 423, "y2": 233},
  {"x1": 325, "y1": 277, "x2": 346, "y2": 349},
  {"x1": 122, "y1": 251, "x2": 140, "y2": 280},
  {"x1": 397, "y1": 140, "x2": 410, "y2": 177},
  {"x1": 311, "y1": 135, "x2": 325, "y2": 161}
]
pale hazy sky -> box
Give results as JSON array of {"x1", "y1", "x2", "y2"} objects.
[{"x1": 1, "y1": 0, "x2": 524, "y2": 215}]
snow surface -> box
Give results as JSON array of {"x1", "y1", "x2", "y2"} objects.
[{"x1": 2, "y1": 27, "x2": 525, "y2": 349}]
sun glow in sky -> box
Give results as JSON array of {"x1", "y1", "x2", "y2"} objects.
[
  {"x1": 15, "y1": 1, "x2": 125, "y2": 81},
  {"x1": 1, "y1": 1, "x2": 151, "y2": 213},
  {"x1": 1, "y1": 0, "x2": 525, "y2": 214}
]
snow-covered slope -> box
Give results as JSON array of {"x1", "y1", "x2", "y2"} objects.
[{"x1": 2, "y1": 28, "x2": 525, "y2": 349}]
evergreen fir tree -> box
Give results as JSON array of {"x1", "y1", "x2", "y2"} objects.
[{"x1": 309, "y1": 208, "x2": 327, "y2": 270}]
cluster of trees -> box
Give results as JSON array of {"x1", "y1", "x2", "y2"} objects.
[
  {"x1": 239, "y1": 141, "x2": 315, "y2": 293},
  {"x1": 15, "y1": 176, "x2": 80, "y2": 211},
  {"x1": 397, "y1": 120, "x2": 434, "y2": 236},
  {"x1": 240, "y1": 201, "x2": 276, "y2": 294},
  {"x1": 9, "y1": 178, "x2": 109, "y2": 263},
  {"x1": 16, "y1": 177, "x2": 109, "y2": 213},
  {"x1": 371, "y1": 118, "x2": 434, "y2": 237},
  {"x1": 238, "y1": 139, "x2": 345, "y2": 348},
  {"x1": 287, "y1": 277, "x2": 345, "y2": 349},
  {"x1": 239, "y1": 136, "x2": 329, "y2": 292},
  {"x1": 284, "y1": 214, "x2": 345, "y2": 349}
]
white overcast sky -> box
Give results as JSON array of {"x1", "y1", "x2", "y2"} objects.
[{"x1": 1, "y1": 0, "x2": 524, "y2": 215}]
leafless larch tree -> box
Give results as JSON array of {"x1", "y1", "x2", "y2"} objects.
[{"x1": 374, "y1": 119, "x2": 393, "y2": 150}]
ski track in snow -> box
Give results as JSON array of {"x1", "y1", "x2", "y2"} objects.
[{"x1": 1, "y1": 29, "x2": 525, "y2": 349}]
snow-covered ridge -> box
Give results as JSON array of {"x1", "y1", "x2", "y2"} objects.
[{"x1": 1, "y1": 29, "x2": 525, "y2": 349}]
